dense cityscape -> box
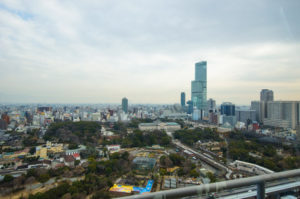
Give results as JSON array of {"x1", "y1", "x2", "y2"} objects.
[{"x1": 0, "y1": 61, "x2": 299, "y2": 199}]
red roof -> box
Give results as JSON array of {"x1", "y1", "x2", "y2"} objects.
[{"x1": 73, "y1": 153, "x2": 80, "y2": 158}]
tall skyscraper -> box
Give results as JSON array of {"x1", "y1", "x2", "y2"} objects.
[
  {"x1": 122, "y1": 97, "x2": 128, "y2": 113},
  {"x1": 260, "y1": 89, "x2": 274, "y2": 120},
  {"x1": 191, "y1": 61, "x2": 207, "y2": 112},
  {"x1": 260, "y1": 89, "x2": 274, "y2": 101},
  {"x1": 181, "y1": 92, "x2": 186, "y2": 107}
]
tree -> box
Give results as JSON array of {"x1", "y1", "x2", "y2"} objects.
[
  {"x1": 2, "y1": 174, "x2": 13, "y2": 183},
  {"x1": 29, "y1": 147, "x2": 36, "y2": 155},
  {"x1": 206, "y1": 172, "x2": 216, "y2": 183},
  {"x1": 38, "y1": 173, "x2": 50, "y2": 184},
  {"x1": 92, "y1": 191, "x2": 111, "y2": 199},
  {"x1": 169, "y1": 153, "x2": 184, "y2": 166},
  {"x1": 68, "y1": 143, "x2": 79, "y2": 150},
  {"x1": 160, "y1": 156, "x2": 173, "y2": 167},
  {"x1": 190, "y1": 169, "x2": 200, "y2": 178}
]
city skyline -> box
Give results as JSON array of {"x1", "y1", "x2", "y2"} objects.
[{"x1": 1, "y1": 1, "x2": 300, "y2": 104}]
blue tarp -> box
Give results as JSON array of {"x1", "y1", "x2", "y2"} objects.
[{"x1": 133, "y1": 180, "x2": 154, "y2": 194}]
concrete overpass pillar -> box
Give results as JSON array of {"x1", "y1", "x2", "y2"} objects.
[{"x1": 257, "y1": 181, "x2": 266, "y2": 199}]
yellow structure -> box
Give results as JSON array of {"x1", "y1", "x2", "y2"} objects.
[
  {"x1": 109, "y1": 184, "x2": 133, "y2": 193},
  {"x1": 167, "y1": 166, "x2": 179, "y2": 173},
  {"x1": 35, "y1": 147, "x2": 48, "y2": 159},
  {"x1": 136, "y1": 152, "x2": 149, "y2": 157},
  {"x1": 3, "y1": 148, "x2": 30, "y2": 159},
  {"x1": 46, "y1": 141, "x2": 63, "y2": 153}
]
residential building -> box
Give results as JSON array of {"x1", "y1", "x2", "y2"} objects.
[
  {"x1": 64, "y1": 155, "x2": 75, "y2": 167},
  {"x1": 263, "y1": 101, "x2": 300, "y2": 129}
]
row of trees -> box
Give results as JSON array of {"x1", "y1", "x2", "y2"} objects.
[
  {"x1": 121, "y1": 130, "x2": 171, "y2": 148},
  {"x1": 174, "y1": 128, "x2": 221, "y2": 146},
  {"x1": 159, "y1": 153, "x2": 200, "y2": 177},
  {"x1": 87, "y1": 151, "x2": 132, "y2": 177},
  {"x1": 101, "y1": 130, "x2": 171, "y2": 148},
  {"x1": 43, "y1": 121, "x2": 102, "y2": 145},
  {"x1": 228, "y1": 131, "x2": 300, "y2": 171}
]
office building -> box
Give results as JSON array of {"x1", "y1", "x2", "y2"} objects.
[
  {"x1": 187, "y1": 100, "x2": 193, "y2": 114},
  {"x1": 191, "y1": 61, "x2": 207, "y2": 114},
  {"x1": 235, "y1": 108, "x2": 256, "y2": 124},
  {"x1": 263, "y1": 101, "x2": 300, "y2": 129},
  {"x1": 251, "y1": 101, "x2": 261, "y2": 122},
  {"x1": 181, "y1": 92, "x2": 186, "y2": 107},
  {"x1": 122, "y1": 97, "x2": 128, "y2": 113},
  {"x1": 221, "y1": 102, "x2": 236, "y2": 127},
  {"x1": 207, "y1": 98, "x2": 216, "y2": 112},
  {"x1": 221, "y1": 102, "x2": 235, "y2": 116},
  {"x1": 260, "y1": 89, "x2": 274, "y2": 102},
  {"x1": 260, "y1": 89, "x2": 274, "y2": 120}
]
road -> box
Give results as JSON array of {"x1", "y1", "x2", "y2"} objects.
[
  {"x1": 172, "y1": 140, "x2": 232, "y2": 179},
  {"x1": 26, "y1": 176, "x2": 84, "y2": 191}
]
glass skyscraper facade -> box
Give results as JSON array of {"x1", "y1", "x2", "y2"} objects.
[
  {"x1": 221, "y1": 102, "x2": 235, "y2": 116},
  {"x1": 191, "y1": 61, "x2": 207, "y2": 111},
  {"x1": 181, "y1": 92, "x2": 186, "y2": 107},
  {"x1": 122, "y1": 97, "x2": 128, "y2": 113}
]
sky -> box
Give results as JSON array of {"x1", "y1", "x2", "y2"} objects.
[{"x1": 0, "y1": 0, "x2": 300, "y2": 105}]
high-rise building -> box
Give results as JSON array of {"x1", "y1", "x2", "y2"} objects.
[
  {"x1": 122, "y1": 97, "x2": 128, "y2": 113},
  {"x1": 191, "y1": 61, "x2": 207, "y2": 112},
  {"x1": 260, "y1": 89, "x2": 274, "y2": 120},
  {"x1": 260, "y1": 89, "x2": 274, "y2": 101},
  {"x1": 181, "y1": 92, "x2": 186, "y2": 107},
  {"x1": 187, "y1": 100, "x2": 193, "y2": 114},
  {"x1": 251, "y1": 101, "x2": 261, "y2": 122},
  {"x1": 263, "y1": 101, "x2": 300, "y2": 129},
  {"x1": 221, "y1": 102, "x2": 236, "y2": 127},
  {"x1": 235, "y1": 108, "x2": 256, "y2": 124},
  {"x1": 207, "y1": 98, "x2": 216, "y2": 112},
  {"x1": 221, "y1": 102, "x2": 235, "y2": 116}
]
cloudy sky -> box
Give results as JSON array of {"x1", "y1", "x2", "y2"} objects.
[{"x1": 0, "y1": 0, "x2": 300, "y2": 105}]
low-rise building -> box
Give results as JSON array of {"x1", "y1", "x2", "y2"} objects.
[
  {"x1": 139, "y1": 122, "x2": 181, "y2": 131},
  {"x1": 64, "y1": 155, "x2": 75, "y2": 167},
  {"x1": 107, "y1": 145, "x2": 121, "y2": 153}
]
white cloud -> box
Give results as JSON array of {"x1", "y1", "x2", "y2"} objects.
[{"x1": 0, "y1": 0, "x2": 300, "y2": 104}]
